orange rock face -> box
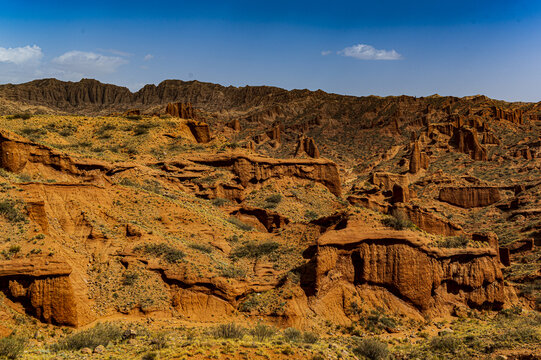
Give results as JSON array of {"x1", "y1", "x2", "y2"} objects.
[
  {"x1": 294, "y1": 136, "x2": 320, "y2": 159},
  {"x1": 186, "y1": 120, "x2": 211, "y2": 143},
  {"x1": 439, "y1": 186, "x2": 501, "y2": 208},
  {"x1": 302, "y1": 225, "x2": 512, "y2": 317},
  {"x1": 493, "y1": 106, "x2": 524, "y2": 125},
  {"x1": 450, "y1": 126, "x2": 488, "y2": 161},
  {"x1": 0, "y1": 259, "x2": 81, "y2": 326},
  {"x1": 166, "y1": 102, "x2": 196, "y2": 119},
  {"x1": 188, "y1": 153, "x2": 342, "y2": 197}
]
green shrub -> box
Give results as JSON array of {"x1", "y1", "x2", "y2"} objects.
[
  {"x1": 149, "y1": 331, "x2": 169, "y2": 349},
  {"x1": 437, "y1": 235, "x2": 470, "y2": 248},
  {"x1": 0, "y1": 200, "x2": 26, "y2": 223},
  {"x1": 214, "y1": 323, "x2": 245, "y2": 339},
  {"x1": 263, "y1": 194, "x2": 282, "y2": 209},
  {"x1": 283, "y1": 328, "x2": 302, "y2": 343},
  {"x1": 231, "y1": 241, "x2": 279, "y2": 260},
  {"x1": 211, "y1": 198, "x2": 229, "y2": 207},
  {"x1": 135, "y1": 243, "x2": 185, "y2": 263},
  {"x1": 304, "y1": 210, "x2": 318, "y2": 221},
  {"x1": 227, "y1": 217, "x2": 253, "y2": 231},
  {"x1": 303, "y1": 331, "x2": 319, "y2": 344},
  {"x1": 52, "y1": 323, "x2": 123, "y2": 351},
  {"x1": 219, "y1": 264, "x2": 246, "y2": 279},
  {"x1": 133, "y1": 123, "x2": 153, "y2": 135},
  {"x1": 188, "y1": 243, "x2": 213, "y2": 254},
  {"x1": 0, "y1": 336, "x2": 26, "y2": 359},
  {"x1": 8, "y1": 113, "x2": 32, "y2": 120},
  {"x1": 381, "y1": 210, "x2": 413, "y2": 230},
  {"x1": 429, "y1": 334, "x2": 462, "y2": 354},
  {"x1": 142, "y1": 352, "x2": 158, "y2": 360},
  {"x1": 121, "y1": 272, "x2": 139, "y2": 286},
  {"x1": 251, "y1": 322, "x2": 276, "y2": 342},
  {"x1": 353, "y1": 338, "x2": 389, "y2": 360}
]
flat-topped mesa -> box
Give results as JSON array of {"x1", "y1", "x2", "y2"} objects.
[
  {"x1": 301, "y1": 224, "x2": 513, "y2": 320},
  {"x1": 165, "y1": 102, "x2": 196, "y2": 119},
  {"x1": 0, "y1": 129, "x2": 113, "y2": 178},
  {"x1": 186, "y1": 152, "x2": 342, "y2": 197},
  {"x1": 439, "y1": 186, "x2": 501, "y2": 208}
]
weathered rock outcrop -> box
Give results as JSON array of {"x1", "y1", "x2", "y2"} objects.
[
  {"x1": 0, "y1": 259, "x2": 82, "y2": 326},
  {"x1": 493, "y1": 106, "x2": 524, "y2": 125},
  {"x1": 227, "y1": 119, "x2": 241, "y2": 131},
  {"x1": 302, "y1": 225, "x2": 512, "y2": 318},
  {"x1": 294, "y1": 136, "x2": 320, "y2": 159},
  {"x1": 186, "y1": 120, "x2": 211, "y2": 143},
  {"x1": 409, "y1": 141, "x2": 421, "y2": 174},
  {"x1": 187, "y1": 153, "x2": 342, "y2": 197},
  {"x1": 439, "y1": 186, "x2": 501, "y2": 208},
  {"x1": 0, "y1": 129, "x2": 112, "y2": 178},
  {"x1": 165, "y1": 102, "x2": 196, "y2": 119},
  {"x1": 450, "y1": 126, "x2": 488, "y2": 161},
  {"x1": 230, "y1": 206, "x2": 290, "y2": 232}
]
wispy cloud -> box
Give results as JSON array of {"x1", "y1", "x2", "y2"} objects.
[
  {"x1": 321, "y1": 50, "x2": 332, "y2": 56},
  {"x1": 52, "y1": 51, "x2": 128, "y2": 75},
  {"x1": 97, "y1": 48, "x2": 133, "y2": 57},
  {"x1": 143, "y1": 54, "x2": 154, "y2": 61},
  {"x1": 0, "y1": 45, "x2": 43, "y2": 65},
  {"x1": 338, "y1": 44, "x2": 402, "y2": 60}
]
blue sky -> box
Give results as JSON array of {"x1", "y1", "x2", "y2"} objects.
[{"x1": 1, "y1": 0, "x2": 541, "y2": 101}]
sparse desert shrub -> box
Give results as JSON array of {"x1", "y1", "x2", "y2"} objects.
[
  {"x1": 126, "y1": 115, "x2": 142, "y2": 120},
  {"x1": 52, "y1": 323, "x2": 123, "y2": 351},
  {"x1": 94, "y1": 123, "x2": 116, "y2": 138},
  {"x1": 304, "y1": 210, "x2": 318, "y2": 221},
  {"x1": 133, "y1": 123, "x2": 153, "y2": 135},
  {"x1": 429, "y1": 334, "x2": 462, "y2": 354},
  {"x1": 0, "y1": 200, "x2": 26, "y2": 223},
  {"x1": 0, "y1": 336, "x2": 26, "y2": 359},
  {"x1": 437, "y1": 235, "x2": 470, "y2": 248},
  {"x1": 189, "y1": 243, "x2": 213, "y2": 253},
  {"x1": 283, "y1": 327, "x2": 302, "y2": 343},
  {"x1": 303, "y1": 331, "x2": 319, "y2": 344},
  {"x1": 142, "y1": 352, "x2": 158, "y2": 360},
  {"x1": 251, "y1": 322, "x2": 276, "y2": 342},
  {"x1": 231, "y1": 241, "x2": 279, "y2": 260},
  {"x1": 150, "y1": 331, "x2": 169, "y2": 349},
  {"x1": 219, "y1": 264, "x2": 246, "y2": 279},
  {"x1": 381, "y1": 209, "x2": 413, "y2": 230},
  {"x1": 8, "y1": 113, "x2": 32, "y2": 120},
  {"x1": 353, "y1": 338, "x2": 389, "y2": 360},
  {"x1": 214, "y1": 323, "x2": 245, "y2": 339},
  {"x1": 227, "y1": 217, "x2": 253, "y2": 231},
  {"x1": 211, "y1": 197, "x2": 229, "y2": 207},
  {"x1": 135, "y1": 243, "x2": 185, "y2": 263},
  {"x1": 121, "y1": 272, "x2": 139, "y2": 286},
  {"x1": 263, "y1": 194, "x2": 282, "y2": 209}
]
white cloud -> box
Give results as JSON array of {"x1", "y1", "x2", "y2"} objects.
[
  {"x1": 338, "y1": 44, "x2": 402, "y2": 60},
  {"x1": 52, "y1": 51, "x2": 127, "y2": 75},
  {"x1": 143, "y1": 54, "x2": 154, "y2": 61},
  {"x1": 321, "y1": 50, "x2": 331, "y2": 56},
  {"x1": 0, "y1": 45, "x2": 43, "y2": 65}
]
